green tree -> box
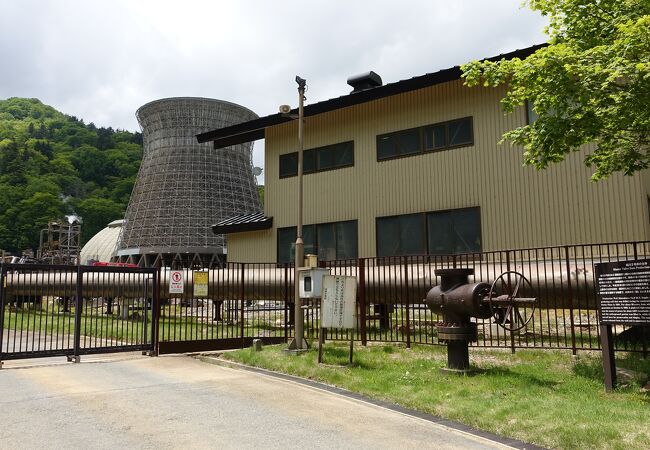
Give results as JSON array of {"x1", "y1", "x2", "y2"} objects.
[
  {"x1": 461, "y1": 0, "x2": 649, "y2": 180},
  {"x1": 75, "y1": 197, "x2": 124, "y2": 244}
]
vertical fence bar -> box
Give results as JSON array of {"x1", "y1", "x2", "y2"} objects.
[
  {"x1": 73, "y1": 265, "x2": 83, "y2": 361},
  {"x1": 152, "y1": 268, "x2": 160, "y2": 355},
  {"x1": 284, "y1": 264, "x2": 289, "y2": 341},
  {"x1": 506, "y1": 252, "x2": 516, "y2": 354},
  {"x1": 358, "y1": 258, "x2": 367, "y2": 346},
  {"x1": 240, "y1": 263, "x2": 245, "y2": 348},
  {"x1": 403, "y1": 257, "x2": 411, "y2": 349},
  {"x1": 564, "y1": 246, "x2": 577, "y2": 355},
  {"x1": 0, "y1": 265, "x2": 5, "y2": 366}
]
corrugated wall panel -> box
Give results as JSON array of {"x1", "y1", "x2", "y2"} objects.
[{"x1": 229, "y1": 79, "x2": 649, "y2": 262}]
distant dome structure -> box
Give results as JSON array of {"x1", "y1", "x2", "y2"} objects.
[
  {"x1": 115, "y1": 97, "x2": 261, "y2": 267},
  {"x1": 80, "y1": 219, "x2": 123, "y2": 264}
]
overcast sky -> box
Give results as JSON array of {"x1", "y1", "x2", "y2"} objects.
[{"x1": 1, "y1": 0, "x2": 546, "y2": 183}]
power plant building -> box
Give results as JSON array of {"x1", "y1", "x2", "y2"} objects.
[{"x1": 200, "y1": 45, "x2": 650, "y2": 263}]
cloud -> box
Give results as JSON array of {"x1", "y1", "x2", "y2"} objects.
[{"x1": 0, "y1": 0, "x2": 547, "y2": 182}]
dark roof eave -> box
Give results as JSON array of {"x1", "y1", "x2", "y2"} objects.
[
  {"x1": 197, "y1": 44, "x2": 547, "y2": 148},
  {"x1": 211, "y1": 216, "x2": 273, "y2": 234}
]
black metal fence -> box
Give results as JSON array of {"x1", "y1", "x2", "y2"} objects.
[
  {"x1": 1, "y1": 240, "x2": 648, "y2": 361},
  {"x1": 0, "y1": 264, "x2": 158, "y2": 361}
]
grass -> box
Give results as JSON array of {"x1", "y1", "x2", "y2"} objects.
[
  {"x1": 3, "y1": 304, "x2": 286, "y2": 345},
  {"x1": 221, "y1": 343, "x2": 650, "y2": 450}
]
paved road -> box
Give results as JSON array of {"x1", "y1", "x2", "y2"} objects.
[{"x1": 0, "y1": 354, "x2": 510, "y2": 450}]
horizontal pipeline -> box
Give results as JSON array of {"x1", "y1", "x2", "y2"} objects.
[{"x1": 2, "y1": 260, "x2": 599, "y2": 308}]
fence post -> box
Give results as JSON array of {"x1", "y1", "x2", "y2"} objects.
[
  {"x1": 240, "y1": 263, "x2": 246, "y2": 348},
  {"x1": 358, "y1": 258, "x2": 367, "y2": 346},
  {"x1": 564, "y1": 246, "x2": 577, "y2": 355},
  {"x1": 72, "y1": 265, "x2": 83, "y2": 362},
  {"x1": 506, "y1": 252, "x2": 515, "y2": 354},
  {"x1": 284, "y1": 264, "x2": 289, "y2": 341},
  {"x1": 152, "y1": 268, "x2": 161, "y2": 356},
  {"x1": 403, "y1": 257, "x2": 411, "y2": 349},
  {"x1": 0, "y1": 265, "x2": 5, "y2": 367},
  {"x1": 635, "y1": 242, "x2": 649, "y2": 358}
]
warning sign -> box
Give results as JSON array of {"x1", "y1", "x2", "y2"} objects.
[
  {"x1": 193, "y1": 271, "x2": 209, "y2": 297},
  {"x1": 169, "y1": 270, "x2": 184, "y2": 294}
]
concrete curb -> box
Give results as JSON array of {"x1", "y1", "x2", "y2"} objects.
[{"x1": 193, "y1": 353, "x2": 546, "y2": 450}]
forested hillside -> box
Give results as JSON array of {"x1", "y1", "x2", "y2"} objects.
[{"x1": 0, "y1": 98, "x2": 143, "y2": 254}]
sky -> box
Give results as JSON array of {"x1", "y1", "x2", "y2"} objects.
[{"x1": 0, "y1": 0, "x2": 547, "y2": 183}]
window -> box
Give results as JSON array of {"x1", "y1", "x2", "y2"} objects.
[
  {"x1": 525, "y1": 100, "x2": 538, "y2": 124},
  {"x1": 376, "y1": 213, "x2": 426, "y2": 257},
  {"x1": 377, "y1": 117, "x2": 473, "y2": 161},
  {"x1": 376, "y1": 207, "x2": 481, "y2": 257},
  {"x1": 277, "y1": 220, "x2": 358, "y2": 263},
  {"x1": 279, "y1": 141, "x2": 354, "y2": 178}
]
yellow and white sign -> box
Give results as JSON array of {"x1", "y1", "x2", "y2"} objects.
[{"x1": 193, "y1": 271, "x2": 209, "y2": 297}]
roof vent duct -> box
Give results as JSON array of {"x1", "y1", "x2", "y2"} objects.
[{"x1": 347, "y1": 71, "x2": 382, "y2": 93}]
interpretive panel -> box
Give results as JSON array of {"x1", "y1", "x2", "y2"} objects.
[
  {"x1": 595, "y1": 259, "x2": 650, "y2": 325},
  {"x1": 321, "y1": 275, "x2": 357, "y2": 329}
]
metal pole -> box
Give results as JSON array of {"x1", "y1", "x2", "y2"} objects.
[{"x1": 288, "y1": 76, "x2": 308, "y2": 351}]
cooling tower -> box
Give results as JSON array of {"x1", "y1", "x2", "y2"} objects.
[{"x1": 116, "y1": 97, "x2": 261, "y2": 266}]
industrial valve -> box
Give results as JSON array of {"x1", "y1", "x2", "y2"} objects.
[{"x1": 425, "y1": 268, "x2": 536, "y2": 373}]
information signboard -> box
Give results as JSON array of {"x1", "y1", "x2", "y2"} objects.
[
  {"x1": 321, "y1": 275, "x2": 357, "y2": 330},
  {"x1": 193, "y1": 271, "x2": 209, "y2": 297},
  {"x1": 169, "y1": 270, "x2": 184, "y2": 294},
  {"x1": 594, "y1": 258, "x2": 650, "y2": 391},
  {"x1": 595, "y1": 259, "x2": 650, "y2": 325}
]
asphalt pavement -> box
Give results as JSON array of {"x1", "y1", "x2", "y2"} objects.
[{"x1": 0, "y1": 353, "x2": 517, "y2": 450}]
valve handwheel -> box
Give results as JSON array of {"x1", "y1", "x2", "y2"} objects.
[{"x1": 487, "y1": 271, "x2": 536, "y2": 332}]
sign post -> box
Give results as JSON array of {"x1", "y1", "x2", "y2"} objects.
[
  {"x1": 318, "y1": 275, "x2": 357, "y2": 364},
  {"x1": 595, "y1": 259, "x2": 650, "y2": 391}
]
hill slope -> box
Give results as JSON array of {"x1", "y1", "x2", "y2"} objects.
[{"x1": 0, "y1": 97, "x2": 143, "y2": 254}]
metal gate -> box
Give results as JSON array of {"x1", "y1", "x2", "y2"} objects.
[{"x1": 0, "y1": 264, "x2": 158, "y2": 363}]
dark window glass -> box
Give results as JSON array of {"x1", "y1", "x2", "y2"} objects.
[
  {"x1": 277, "y1": 227, "x2": 296, "y2": 264},
  {"x1": 448, "y1": 118, "x2": 473, "y2": 147},
  {"x1": 336, "y1": 220, "x2": 358, "y2": 260},
  {"x1": 427, "y1": 207, "x2": 481, "y2": 255},
  {"x1": 377, "y1": 134, "x2": 397, "y2": 159},
  {"x1": 424, "y1": 124, "x2": 446, "y2": 150},
  {"x1": 334, "y1": 142, "x2": 354, "y2": 166},
  {"x1": 526, "y1": 100, "x2": 538, "y2": 124},
  {"x1": 303, "y1": 149, "x2": 316, "y2": 174},
  {"x1": 279, "y1": 152, "x2": 297, "y2": 178},
  {"x1": 277, "y1": 220, "x2": 357, "y2": 263},
  {"x1": 316, "y1": 223, "x2": 336, "y2": 261},
  {"x1": 280, "y1": 141, "x2": 354, "y2": 177},
  {"x1": 399, "y1": 129, "x2": 421, "y2": 156},
  {"x1": 376, "y1": 214, "x2": 426, "y2": 257},
  {"x1": 317, "y1": 147, "x2": 334, "y2": 170},
  {"x1": 303, "y1": 225, "x2": 316, "y2": 256}
]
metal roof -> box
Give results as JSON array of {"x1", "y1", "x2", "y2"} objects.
[
  {"x1": 197, "y1": 44, "x2": 546, "y2": 148},
  {"x1": 212, "y1": 212, "x2": 273, "y2": 234}
]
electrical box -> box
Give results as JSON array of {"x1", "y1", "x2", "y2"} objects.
[{"x1": 298, "y1": 268, "x2": 330, "y2": 298}]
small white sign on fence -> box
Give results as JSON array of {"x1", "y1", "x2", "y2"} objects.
[
  {"x1": 169, "y1": 270, "x2": 184, "y2": 294},
  {"x1": 321, "y1": 275, "x2": 357, "y2": 330}
]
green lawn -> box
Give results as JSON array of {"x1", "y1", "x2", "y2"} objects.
[{"x1": 222, "y1": 343, "x2": 650, "y2": 450}]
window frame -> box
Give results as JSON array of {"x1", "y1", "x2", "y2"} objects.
[
  {"x1": 276, "y1": 219, "x2": 358, "y2": 264},
  {"x1": 279, "y1": 140, "x2": 355, "y2": 179},
  {"x1": 376, "y1": 116, "x2": 474, "y2": 162},
  {"x1": 375, "y1": 206, "x2": 482, "y2": 258}
]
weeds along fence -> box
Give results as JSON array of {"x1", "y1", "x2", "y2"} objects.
[{"x1": 1, "y1": 241, "x2": 648, "y2": 359}]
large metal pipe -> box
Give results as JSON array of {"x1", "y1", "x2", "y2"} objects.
[{"x1": 2, "y1": 260, "x2": 601, "y2": 308}]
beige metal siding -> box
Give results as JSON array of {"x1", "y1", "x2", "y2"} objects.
[{"x1": 228, "y1": 79, "x2": 649, "y2": 262}]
